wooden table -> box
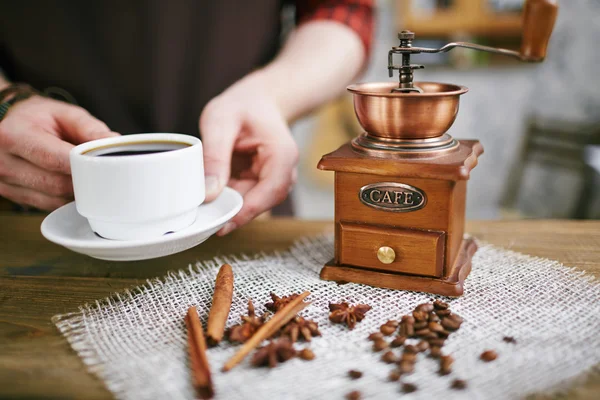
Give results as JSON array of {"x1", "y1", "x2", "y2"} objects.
[{"x1": 1, "y1": 216, "x2": 599, "y2": 399}]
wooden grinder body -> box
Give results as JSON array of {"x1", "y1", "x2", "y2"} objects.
[{"x1": 318, "y1": 140, "x2": 483, "y2": 296}]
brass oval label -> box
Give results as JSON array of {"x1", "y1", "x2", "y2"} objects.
[{"x1": 359, "y1": 182, "x2": 427, "y2": 212}]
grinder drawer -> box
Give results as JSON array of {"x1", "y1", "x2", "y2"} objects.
[{"x1": 339, "y1": 222, "x2": 445, "y2": 277}]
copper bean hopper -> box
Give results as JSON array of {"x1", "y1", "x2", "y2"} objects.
[{"x1": 318, "y1": 0, "x2": 558, "y2": 296}]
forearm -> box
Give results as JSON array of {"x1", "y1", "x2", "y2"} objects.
[{"x1": 253, "y1": 20, "x2": 366, "y2": 121}]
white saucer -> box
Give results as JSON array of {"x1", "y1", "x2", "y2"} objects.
[{"x1": 40, "y1": 187, "x2": 243, "y2": 261}]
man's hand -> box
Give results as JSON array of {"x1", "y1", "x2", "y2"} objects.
[
  {"x1": 0, "y1": 95, "x2": 118, "y2": 210},
  {"x1": 200, "y1": 72, "x2": 299, "y2": 235}
]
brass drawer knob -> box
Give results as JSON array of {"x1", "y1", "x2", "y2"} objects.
[{"x1": 377, "y1": 246, "x2": 396, "y2": 264}]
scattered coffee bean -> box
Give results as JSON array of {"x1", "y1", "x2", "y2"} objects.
[
  {"x1": 437, "y1": 329, "x2": 451, "y2": 339},
  {"x1": 398, "y1": 360, "x2": 415, "y2": 374},
  {"x1": 435, "y1": 309, "x2": 452, "y2": 317},
  {"x1": 346, "y1": 390, "x2": 361, "y2": 400},
  {"x1": 428, "y1": 338, "x2": 445, "y2": 347},
  {"x1": 399, "y1": 322, "x2": 415, "y2": 337},
  {"x1": 381, "y1": 350, "x2": 398, "y2": 364},
  {"x1": 415, "y1": 328, "x2": 431, "y2": 337},
  {"x1": 372, "y1": 339, "x2": 389, "y2": 352},
  {"x1": 433, "y1": 300, "x2": 449, "y2": 310},
  {"x1": 400, "y1": 352, "x2": 417, "y2": 363},
  {"x1": 413, "y1": 311, "x2": 428, "y2": 321},
  {"x1": 403, "y1": 344, "x2": 418, "y2": 354},
  {"x1": 401, "y1": 383, "x2": 418, "y2": 393},
  {"x1": 368, "y1": 332, "x2": 384, "y2": 341},
  {"x1": 503, "y1": 336, "x2": 517, "y2": 344},
  {"x1": 388, "y1": 370, "x2": 402, "y2": 382},
  {"x1": 451, "y1": 379, "x2": 467, "y2": 390},
  {"x1": 348, "y1": 370, "x2": 363, "y2": 379},
  {"x1": 298, "y1": 348, "x2": 315, "y2": 361},
  {"x1": 415, "y1": 303, "x2": 434, "y2": 313},
  {"x1": 429, "y1": 346, "x2": 442, "y2": 358},
  {"x1": 416, "y1": 340, "x2": 430, "y2": 353},
  {"x1": 390, "y1": 335, "x2": 406, "y2": 348},
  {"x1": 439, "y1": 354, "x2": 454, "y2": 375},
  {"x1": 424, "y1": 331, "x2": 438, "y2": 340},
  {"x1": 413, "y1": 320, "x2": 428, "y2": 330},
  {"x1": 385, "y1": 319, "x2": 400, "y2": 328},
  {"x1": 441, "y1": 317, "x2": 461, "y2": 331},
  {"x1": 448, "y1": 313, "x2": 463, "y2": 325},
  {"x1": 380, "y1": 324, "x2": 397, "y2": 336},
  {"x1": 401, "y1": 315, "x2": 415, "y2": 324},
  {"x1": 428, "y1": 322, "x2": 444, "y2": 333},
  {"x1": 429, "y1": 313, "x2": 441, "y2": 323},
  {"x1": 480, "y1": 350, "x2": 498, "y2": 362}
]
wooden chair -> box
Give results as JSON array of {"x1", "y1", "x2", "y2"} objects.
[{"x1": 501, "y1": 116, "x2": 600, "y2": 219}]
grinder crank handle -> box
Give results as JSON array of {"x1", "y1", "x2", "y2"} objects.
[{"x1": 520, "y1": 0, "x2": 559, "y2": 62}]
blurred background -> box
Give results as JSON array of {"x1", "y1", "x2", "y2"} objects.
[{"x1": 291, "y1": 0, "x2": 600, "y2": 220}]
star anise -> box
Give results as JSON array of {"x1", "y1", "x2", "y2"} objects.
[
  {"x1": 264, "y1": 292, "x2": 300, "y2": 312},
  {"x1": 251, "y1": 338, "x2": 297, "y2": 368},
  {"x1": 329, "y1": 302, "x2": 372, "y2": 330},
  {"x1": 280, "y1": 316, "x2": 321, "y2": 342},
  {"x1": 227, "y1": 299, "x2": 270, "y2": 343}
]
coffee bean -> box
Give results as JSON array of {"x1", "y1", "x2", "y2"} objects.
[
  {"x1": 298, "y1": 348, "x2": 315, "y2": 361},
  {"x1": 398, "y1": 360, "x2": 414, "y2": 374},
  {"x1": 428, "y1": 338, "x2": 445, "y2": 347},
  {"x1": 390, "y1": 335, "x2": 406, "y2": 348},
  {"x1": 416, "y1": 340, "x2": 430, "y2": 352},
  {"x1": 414, "y1": 303, "x2": 434, "y2": 313},
  {"x1": 413, "y1": 311, "x2": 428, "y2": 322},
  {"x1": 435, "y1": 309, "x2": 452, "y2": 317},
  {"x1": 428, "y1": 322, "x2": 444, "y2": 333},
  {"x1": 399, "y1": 322, "x2": 415, "y2": 338},
  {"x1": 413, "y1": 321, "x2": 428, "y2": 330},
  {"x1": 503, "y1": 336, "x2": 517, "y2": 344},
  {"x1": 380, "y1": 324, "x2": 397, "y2": 336},
  {"x1": 388, "y1": 370, "x2": 402, "y2": 382},
  {"x1": 346, "y1": 390, "x2": 361, "y2": 400},
  {"x1": 415, "y1": 328, "x2": 431, "y2": 337},
  {"x1": 381, "y1": 350, "x2": 398, "y2": 364},
  {"x1": 368, "y1": 332, "x2": 384, "y2": 341},
  {"x1": 448, "y1": 313, "x2": 464, "y2": 325},
  {"x1": 429, "y1": 346, "x2": 442, "y2": 358},
  {"x1": 348, "y1": 370, "x2": 363, "y2": 379},
  {"x1": 433, "y1": 300, "x2": 449, "y2": 310},
  {"x1": 441, "y1": 317, "x2": 461, "y2": 331},
  {"x1": 451, "y1": 379, "x2": 467, "y2": 390},
  {"x1": 401, "y1": 383, "x2": 418, "y2": 393},
  {"x1": 429, "y1": 313, "x2": 441, "y2": 323},
  {"x1": 385, "y1": 319, "x2": 399, "y2": 328},
  {"x1": 424, "y1": 331, "x2": 438, "y2": 340},
  {"x1": 437, "y1": 329, "x2": 451, "y2": 339},
  {"x1": 480, "y1": 350, "x2": 498, "y2": 362},
  {"x1": 439, "y1": 354, "x2": 454, "y2": 375},
  {"x1": 403, "y1": 344, "x2": 418, "y2": 354},
  {"x1": 401, "y1": 315, "x2": 415, "y2": 324},
  {"x1": 372, "y1": 339, "x2": 389, "y2": 352},
  {"x1": 400, "y1": 351, "x2": 417, "y2": 363}
]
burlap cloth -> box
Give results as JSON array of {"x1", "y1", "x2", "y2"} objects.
[{"x1": 52, "y1": 235, "x2": 600, "y2": 399}]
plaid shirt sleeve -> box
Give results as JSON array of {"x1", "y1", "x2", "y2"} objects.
[{"x1": 296, "y1": 0, "x2": 375, "y2": 58}]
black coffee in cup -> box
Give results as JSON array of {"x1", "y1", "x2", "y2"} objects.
[{"x1": 84, "y1": 141, "x2": 190, "y2": 157}]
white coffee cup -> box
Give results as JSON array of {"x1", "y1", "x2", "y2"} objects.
[{"x1": 70, "y1": 133, "x2": 205, "y2": 241}]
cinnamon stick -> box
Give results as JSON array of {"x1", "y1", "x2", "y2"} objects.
[
  {"x1": 222, "y1": 291, "x2": 311, "y2": 372},
  {"x1": 206, "y1": 264, "x2": 234, "y2": 346},
  {"x1": 186, "y1": 306, "x2": 214, "y2": 399}
]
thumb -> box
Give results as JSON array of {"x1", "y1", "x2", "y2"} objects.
[
  {"x1": 199, "y1": 102, "x2": 240, "y2": 202},
  {"x1": 55, "y1": 105, "x2": 119, "y2": 144}
]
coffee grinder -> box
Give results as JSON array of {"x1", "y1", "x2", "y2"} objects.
[{"x1": 318, "y1": 0, "x2": 558, "y2": 296}]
